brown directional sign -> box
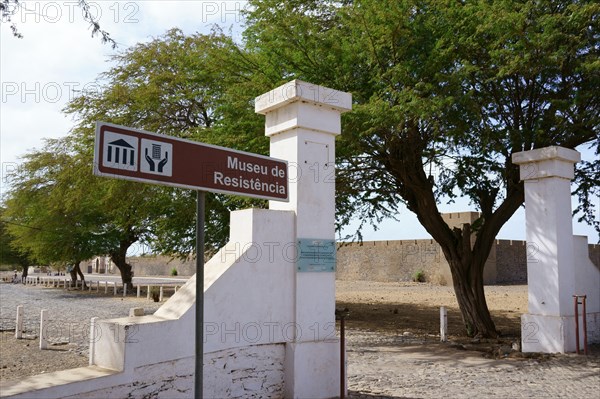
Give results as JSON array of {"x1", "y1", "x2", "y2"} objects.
[{"x1": 94, "y1": 122, "x2": 288, "y2": 201}]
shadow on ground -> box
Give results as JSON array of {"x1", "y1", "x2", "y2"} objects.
[
  {"x1": 349, "y1": 392, "x2": 416, "y2": 399},
  {"x1": 336, "y1": 300, "x2": 521, "y2": 340}
]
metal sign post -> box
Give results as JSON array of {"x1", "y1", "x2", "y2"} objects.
[
  {"x1": 92, "y1": 122, "x2": 289, "y2": 399},
  {"x1": 195, "y1": 191, "x2": 205, "y2": 398}
]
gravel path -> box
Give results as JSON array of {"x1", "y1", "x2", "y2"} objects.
[
  {"x1": 0, "y1": 282, "x2": 164, "y2": 382},
  {"x1": 1, "y1": 280, "x2": 599, "y2": 398},
  {"x1": 346, "y1": 330, "x2": 600, "y2": 399},
  {"x1": 0, "y1": 282, "x2": 164, "y2": 341}
]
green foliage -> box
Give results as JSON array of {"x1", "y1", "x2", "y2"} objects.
[
  {"x1": 63, "y1": 28, "x2": 269, "y2": 256},
  {"x1": 3, "y1": 28, "x2": 271, "y2": 269},
  {"x1": 3, "y1": 140, "x2": 112, "y2": 266},
  {"x1": 170, "y1": 268, "x2": 178, "y2": 276},
  {"x1": 244, "y1": 0, "x2": 599, "y2": 235},
  {"x1": 243, "y1": 0, "x2": 599, "y2": 336},
  {"x1": 0, "y1": 208, "x2": 31, "y2": 268},
  {"x1": 412, "y1": 270, "x2": 426, "y2": 283}
]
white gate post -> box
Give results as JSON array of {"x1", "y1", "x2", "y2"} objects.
[
  {"x1": 440, "y1": 307, "x2": 448, "y2": 342},
  {"x1": 15, "y1": 305, "x2": 24, "y2": 339},
  {"x1": 256, "y1": 80, "x2": 352, "y2": 398},
  {"x1": 39, "y1": 309, "x2": 48, "y2": 350},
  {"x1": 513, "y1": 146, "x2": 580, "y2": 353}
]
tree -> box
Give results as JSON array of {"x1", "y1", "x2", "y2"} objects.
[
  {"x1": 4, "y1": 29, "x2": 265, "y2": 290},
  {"x1": 0, "y1": 207, "x2": 31, "y2": 279},
  {"x1": 64, "y1": 28, "x2": 267, "y2": 260},
  {"x1": 243, "y1": 0, "x2": 599, "y2": 337},
  {"x1": 1, "y1": 0, "x2": 115, "y2": 46},
  {"x1": 2, "y1": 138, "x2": 113, "y2": 286}
]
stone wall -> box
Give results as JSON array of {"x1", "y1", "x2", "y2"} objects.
[
  {"x1": 336, "y1": 240, "x2": 450, "y2": 285},
  {"x1": 128, "y1": 255, "x2": 196, "y2": 277},
  {"x1": 59, "y1": 345, "x2": 284, "y2": 399},
  {"x1": 495, "y1": 240, "x2": 528, "y2": 284},
  {"x1": 336, "y1": 239, "x2": 600, "y2": 286}
]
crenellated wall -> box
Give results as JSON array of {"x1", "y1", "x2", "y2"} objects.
[{"x1": 336, "y1": 228, "x2": 600, "y2": 286}]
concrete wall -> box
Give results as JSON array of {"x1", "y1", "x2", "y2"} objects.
[
  {"x1": 2, "y1": 80, "x2": 348, "y2": 399},
  {"x1": 336, "y1": 237, "x2": 600, "y2": 286},
  {"x1": 128, "y1": 255, "x2": 196, "y2": 277},
  {"x1": 59, "y1": 344, "x2": 284, "y2": 399},
  {"x1": 2, "y1": 209, "x2": 296, "y2": 399},
  {"x1": 336, "y1": 239, "x2": 450, "y2": 284},
  {"x1": 494, "y1": 240, "x2": 528, "y2": 284}
]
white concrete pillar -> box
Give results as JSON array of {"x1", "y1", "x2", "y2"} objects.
[
  {"x1": 137, "y1": 285, "x2": 141, "y2": 298},
  {"x1": 440, "y1": 307, "x2": 448, "y2": 342},
  {"x1": 159, "y1": 286, "x2": 164, "y2": 302},
  {"x1": 114, "y1": 283, "x2": 117, "y2": 296},
  {"x1": 39, "y1": 309, "x2": 48, "y2": 350},
  {"x1": 147, "y1": 285, "x2": 151, "y2": 300},
  {"x1": 513, "y1": 146, "x2": 581, "y2": 353},
  {"x1": 89, "y1": 317, "x2": 99, "y2": 366},
  {"x1": 15, "y1": 305, "x2": 24, "y2": 339},
  {"x1": 256, "y1": 80, "x2": 352, "y2": 398},
  {"x1": 123, "y1": 283, "x2": 128, "y2": 297},
  {"x1": 105, "y1": 281, "x2": 108, "y2": 294}
]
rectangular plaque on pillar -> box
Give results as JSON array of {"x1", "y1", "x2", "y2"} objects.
[{"x1": 297, "y1": 239, "x2": 336, "y2": 272}]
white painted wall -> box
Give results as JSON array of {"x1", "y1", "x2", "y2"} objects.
[
  {"x1": 258, "y1": 80, "x2": 352, "y2": 398},
  {"x1": 514, "y1": 146, "x2": 600, "y2": 353},
  {"x1": 2, "y1": 80, "x2": 351, "y2": 399}
]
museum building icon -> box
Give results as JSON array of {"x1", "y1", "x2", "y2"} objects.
[{"x1": 107, "y1": 138, "x2": 136, "y2": 166}]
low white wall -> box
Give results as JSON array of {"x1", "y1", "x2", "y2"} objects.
[
  {"x1": 522, "y1": 235, "x2": 600, "y2": 353},
  {"x1": 1, "y1": 209, "x2": 296, "y2": 399},
  {"x1": 60, "y1": 344, "x2": 284, "y2": 399},
  {"x1": 204, "y1": 344, "x2": 285, "y2": 398}
]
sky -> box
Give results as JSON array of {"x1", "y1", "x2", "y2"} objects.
[{"x1": 1, "y1": 0, "x2": 598, "y2": 246}]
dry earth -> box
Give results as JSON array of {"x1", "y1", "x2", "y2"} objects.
[
  {"x1": 336, "y1": 281, "x2": 527, "y2": 340},
  {"x1": 1, "y1": 279, "x2": 599, "y2": 398}
]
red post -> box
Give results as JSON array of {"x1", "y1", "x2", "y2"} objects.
[
  {"x1": 336, "y1": 308, "x2": 349, "y2": 399},
  {"x1": 582, "y1": 296, "x2": 588, "y2": 355},
  {"x1": 573, "y1": 294, "x2": 588, "y2": 355}
]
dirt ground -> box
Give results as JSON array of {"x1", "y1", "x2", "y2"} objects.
[
  {"x1": 336, "y1": 281, "x2": 527, "y2": 340},
  {"x1": 1, "y1": 280, "x2": 598, "y2": 389}
]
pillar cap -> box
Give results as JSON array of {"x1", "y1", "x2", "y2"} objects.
[
  {"x1": 255, "y1": 79, "x2": 352, "y2": 115},
  {"x1": 512, "y1": 146, "x2": 580, "y2": 181},
  {"x1": 512, "y1": 146, "x2": 581, "y2": 165}
]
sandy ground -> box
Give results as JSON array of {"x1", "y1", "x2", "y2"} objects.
[
  {"x1": 1, "y1": 280, "x2": 598, "y2": 398},
  {"x1": 0, "y1": 281, "x2": 527, "y2": 382},
  {"x1": 336, "y1": 281, "x2": 527, "y2": 339}
]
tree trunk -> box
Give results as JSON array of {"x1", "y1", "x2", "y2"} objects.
[
  {"x1": 109, "y1": 238, "x2": 135, "y2": 293},
  {"x1": 74, "y1": 262, "x2": 86, "y2": 289},
  {"x1": 69, "y1": 265, "x2": 77, "y2": 285},
  {"x1": 382, "y1": 124, "x2": 525, "y2": 338},
  {"x1": 448, "y1": 256, "x2": 497, "y2": 338},
  {"x1": 69, "y1": 261, "x2": 86, "y2": 288}
]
